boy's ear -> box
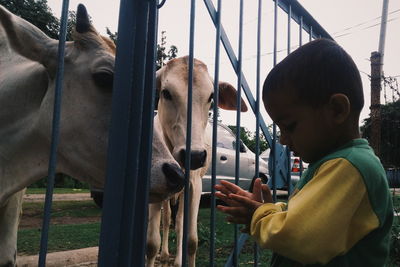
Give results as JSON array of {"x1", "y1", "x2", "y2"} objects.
[{"x1": 328, "y1": 94, "x2": 350, "y2": 124}]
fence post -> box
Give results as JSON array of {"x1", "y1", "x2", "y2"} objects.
[{"x1": 370, "y1": 51, "x2": 382, "y2": 157}]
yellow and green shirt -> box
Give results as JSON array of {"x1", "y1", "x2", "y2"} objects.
[{"x1": 250, "y1": 139, "x2": 393, "y2": 266}]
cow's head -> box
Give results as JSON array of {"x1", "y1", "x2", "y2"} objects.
[
  {"x1": 156, "y1": 56, "x2": 248, "y2": 170},
  {"x1": 0, "y1": 4, "x2": 184, "y2": 199}
]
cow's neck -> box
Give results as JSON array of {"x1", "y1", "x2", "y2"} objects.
[{"x1": 0, "y1": 130, "x2": 49, "y2": 205}]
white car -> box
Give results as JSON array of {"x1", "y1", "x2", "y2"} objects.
[{"x1": 202, "y1": 122, "x2": 269, "y2": 195}]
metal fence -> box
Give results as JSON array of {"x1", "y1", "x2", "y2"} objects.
[{"x1": 37, "y1": 0, "x2": 333, "y2": 266}]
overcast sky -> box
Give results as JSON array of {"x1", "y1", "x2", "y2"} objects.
[{"x1": 48, "y1": 0, "x2": 400, "y2": 132}]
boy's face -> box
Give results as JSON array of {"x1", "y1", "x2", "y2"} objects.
[{"x1": 264, "y1": 89, "x2": 335, "y2": 163}]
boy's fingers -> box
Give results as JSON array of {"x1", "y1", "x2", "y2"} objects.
[
  {"x1": 219, "y1": 180, "x2": 243, "y2": 194},
  {"x1": 252, "y1": 178, "x2": 263, "y2": 202},
  {"x1": 215, "y1": 192, "x2": 240, "y2": 206},
  {"x1": 215, "y1": 184, "x2": 233, "y2": 196},
  {"x1": 229, "y1": 193, "x2": 261, "y2": 209},
  {"x1": 261, "y1": 184, "x2": 273, "y2": 203}
]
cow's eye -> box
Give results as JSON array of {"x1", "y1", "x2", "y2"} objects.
[
  {"x1": 93, "y1": 69, "x2": 114, "y2": 89},
  {"x1": 161, "y1": 89, "x2": 172, "y2": 101}
]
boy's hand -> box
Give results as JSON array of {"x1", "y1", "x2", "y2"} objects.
[{"x1": 215, "y1": 178, "x2": 272, "y2": 225}]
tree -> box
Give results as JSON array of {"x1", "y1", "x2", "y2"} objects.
[
  {"x1": 227, "y1": 126, "x2": 269, "y2": 154},
  {"x1": 0, "y1": 0, "x2": 59, "y2": 38},
  {"x1": 156, "y1": 31, "x2": 178, "y2": 70},
  {"x1": 1, "y1": 0, "x2": 79, "y2": 41},
  {"x1": 361, "y1": 100, "x2": 400, "y2": 168}
]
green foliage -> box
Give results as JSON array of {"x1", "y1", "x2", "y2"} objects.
[
  {"x1": 361, "y1": 100, "x2": 400, "y2": 168},
  {"x1": 0, "y1": 0, "x2": 79, "y2": 41},
  {"x1": 106, "y1": 27, "x2": 117, "y2": 43},
  {"x1": 156, "y1": 31, "x2": 178, "y2": 70},
  {"x1": 28, "y1": 174, "x2": 89, "y2": 189},
  {"x1": 228, "y1": 126, "x2": 269, "y2": 154},
  {"x1": 0, "y1": 0, "x2": 59, "y2": 39}
]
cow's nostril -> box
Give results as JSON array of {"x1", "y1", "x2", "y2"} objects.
[
  {"x1": 179, "y1": 149, "x2": 186, "y2": 167},
  {"x1": 162, "y1": 163, "x2": 185, "y2": 192},
  {"x1": 190, "y1": 150, "x2": 207, "y2": 170}
]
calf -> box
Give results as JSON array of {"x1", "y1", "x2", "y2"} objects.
[{"x1": 146, "y1": 56, "x2": 247, "y2": 267}]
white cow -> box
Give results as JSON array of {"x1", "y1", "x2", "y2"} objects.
[
  {"x1": 146, "y1": 56, "x2": 248, "y2": 267},
  {"x1": 0, "y1": 5, "x2": 184, "y2": 266}
]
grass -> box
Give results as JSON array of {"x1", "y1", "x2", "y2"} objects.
[
  {"x1": 388, "y1": 194, "x2": 400, "y2": 267},
  {"x1": 17, "y1": 195, "x2": 400, "y2": 265},
  {"x1": 18, "y1": 223, "x2": 100, "y2": 255},
  {"x1": 25, "y1": 188, "x2": 89, "y2": 194},
  {"x1": 22, "y1": 201, "x2": 101, "y2": 218}
]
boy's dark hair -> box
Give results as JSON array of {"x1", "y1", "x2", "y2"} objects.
[{"x1": 263, "y1": 38, "x2": 364, "y2": 113}]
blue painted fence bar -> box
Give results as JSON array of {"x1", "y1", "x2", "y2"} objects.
[
  {"x1": 98, "y1": 0, "x2": 154, "y2": 265},
  {"x1": 253, "y1": 0, "x2": 263, "y2": 264},
  {"x1": 181, "y1": 0, "x2": 196, "y2": 265},
  {"x1": 38, "y1": 0, "x2": 69, "y2": 265},
  {"x1": 131, "y1": 1, "x2": 159, "y2": 264},
  {"x1": 210, "y1": 0, "x2": 222, "y2": 265},
  {"x1": 233, "y1": 0, "x2": 244, "y2": 265}
]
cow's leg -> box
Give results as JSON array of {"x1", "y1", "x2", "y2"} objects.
[
  {"x1": 173, "y1": 193, "x2": 184, "y2": 267},
  {"x1": 0, "y1": 189, "x2": 25, "y2": 267},
  {"x1": 160, "y1": 199, "x2": 171, "y2": 267},
  {"x1": 174, "y1": 175, "x2": 202, "y2": 267},
  {"x1": 146, "y1": 202, "x2": 162, "y2": 267},
  {"x1": 187, "y1": 175, "x2": 202, "y2": 267}
]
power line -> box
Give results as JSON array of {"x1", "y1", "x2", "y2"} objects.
[
  {"x1": 334, "y1": 16, "x2": 400, "y2": 38},
  {"x1": 332, "y1": 9, "x2": 400, "y2": 36}
]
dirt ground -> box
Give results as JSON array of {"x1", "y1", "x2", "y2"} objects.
[
  {"x1": 23, "y1": 193, "x2": 92, "y2": 202},
  {"x1": 21, "y1": 193, "x2": 99, "y2": 229},
  {"x1": 19, "y1": 215, "x2": 100, "y2": 229}
]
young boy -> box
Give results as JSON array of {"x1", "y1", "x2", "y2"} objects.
[{"x1": 215, "y1": 38, "x2": 393, "y2": 266}]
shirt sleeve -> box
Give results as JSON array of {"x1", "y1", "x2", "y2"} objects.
[{"x1": 250, "y1": 158, "x2": 380, "y2": 265}]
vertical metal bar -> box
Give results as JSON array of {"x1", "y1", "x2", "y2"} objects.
[
  {"x1": 309, "y1": 25, "x2": 313, "y2": 42},
  {"x1": 287, "y1": 5, "x2": 291, "y2": 54},
  {"x1": 253, "y1": 0, "x2": 263, "y2": 265},
  {"x1": 272, "y1": 0, "x2": 278, "y2": 202},
  {"x1": 98, "y1": 0, "x2": 150, "y2": 265},
  {"x1": 210, "y1": 0, "x2": 222, "y2": 265},
  {"x1": 286, "y1": 4, "x2": 292, "y2": 195},
  {"x1": 118, "y1": 2, "x2": 149, "y2": 265},
  {"x1": 182, "y1": 0, "x2": 196, "y2": 266},
  {"x1": 38, "y1": 1, "x2": 69, "y2": 265},
  {"x1": 131, "y1": 1, "x2": 158, "y2": 265},
  {"x1": 233, "y1": 1, "x2": 244, "y2": 265},
  {"x1": 299, "y1": 16, "x2": 303, "y2": 46}
]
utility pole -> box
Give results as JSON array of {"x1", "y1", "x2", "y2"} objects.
[
  {"x1": 370, "y1": 52, "x2": 381, "y2": 156},
  {"x1": 370, "y1": 0, "x2": 389, "y2": 156}
]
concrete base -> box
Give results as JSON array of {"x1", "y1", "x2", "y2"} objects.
[{"x1": 17, "y1": 247, "x2": 98, "y2": 267}]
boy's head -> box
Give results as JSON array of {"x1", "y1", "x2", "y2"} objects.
[{"x1": 262, "y1": 38, "x2": 364, "y2": 163}]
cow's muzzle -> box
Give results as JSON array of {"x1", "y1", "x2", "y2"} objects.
[
  {"x1": 162, "y1": 163, "x2": 185, "y2": 193},
  {"x1": 179, "y1": 149, "x2": 207, "y2": 170}
]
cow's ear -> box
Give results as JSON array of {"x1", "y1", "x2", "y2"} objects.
[
  {"x1": 0, "y1": 5, "x2": 57, "y2": 67},
  {"x1": 72, "y1": 4, "x2": 101, "y2": 47},
  {"x1": 218, "y1": 82, "x2": 248, "y2": 112}
]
